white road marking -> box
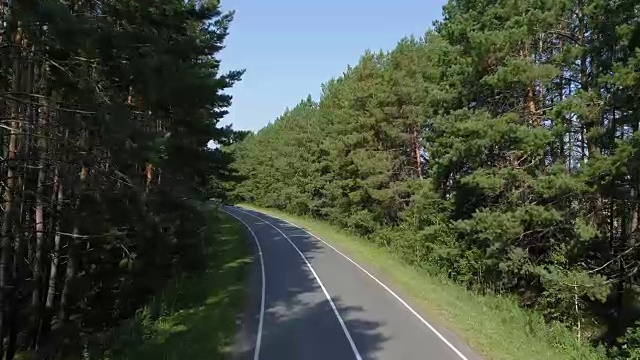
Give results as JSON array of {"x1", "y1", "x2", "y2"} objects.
[
  {"x1": 235, "y1": 208, "x2": 363, "y2": 360},
  {"x1": 235, "y1": 207, "x2": 470, "y2": 360},
  {"x1": 221, "y1": 208, "x2": 265, "y2": 360}
]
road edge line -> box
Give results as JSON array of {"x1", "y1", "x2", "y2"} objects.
[
  {"x1": 221, "y1": 208, "x2": 266, "y2": 360},
  {"x1": 235, "y1": 207, "x2": 363, "y2": 360},
  {"x1": 237, "y1": 206, "x2": 470, "y2": 360}
]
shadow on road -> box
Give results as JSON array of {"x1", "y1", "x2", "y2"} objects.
[{"x1": 231, "y1": 207, "x2": 389, "y2": 360}]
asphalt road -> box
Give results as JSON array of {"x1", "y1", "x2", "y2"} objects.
[{"x1": 224, "y1": 205, "x2": 481, "y2": 360}]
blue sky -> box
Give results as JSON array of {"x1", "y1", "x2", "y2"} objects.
[{"x1": 218, "y1": 0, "x2": 448, "y2": 132}]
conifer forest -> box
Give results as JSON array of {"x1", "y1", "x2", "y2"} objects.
[
  {"x1": 230, "y1": 0, "x2": 640, "y2": 358},
  {"x1": 0, "y1": 0, "x2": 243, "y2": 358}
]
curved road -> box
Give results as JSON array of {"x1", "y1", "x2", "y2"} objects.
[{"x1": 225, "y1": 205, "x2": 481, "y2": 360}]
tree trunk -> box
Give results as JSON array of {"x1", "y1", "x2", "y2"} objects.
[
  {"x1": 57, "y1": 138, "x2": 88, "y2": 329},
  {"x1": 39, "y1": 169, "x2": 63, "y2": 352},
  {"x1": 31, "y1": 63, "x2": 50, "y2": 348},
  {"x1": 0, "y1": 21, "x2": 23, "y2": 359},
  {"x1": 145, "y1": 162, "x2": 154, "y2": 193},
  {"x1": 57, "y1": 192, "x2": 81, "y2": 324},
  {"x1": 527, "y1": 84, "x2": 539, "y2": 126},
  {"x1": 412, "y1": 126, "x2": 422, "y2": 179}
]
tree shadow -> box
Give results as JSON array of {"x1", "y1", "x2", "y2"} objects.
[
  {"x1": 104, "y1": 213, "x2": 253, "y2": 360},
  {"x1": 229, "y1": 207, "x2": 389, "y2": 360},
  {"x1": 591, "y1": 288, "x2": 640, "y2": 345}
]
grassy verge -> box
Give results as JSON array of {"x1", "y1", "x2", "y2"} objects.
[
  {"x1": 102, "y1": 210, "x2": 251, "y2": 360},
  {"x1": 239, "y1": 204, "x2": 607, "y2": 360}
]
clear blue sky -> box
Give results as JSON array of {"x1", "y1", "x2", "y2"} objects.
[{"x1": 218, "y1": 0, "x2": 448, "y2": 132}]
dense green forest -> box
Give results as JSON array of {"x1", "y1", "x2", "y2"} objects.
[
  {"x1": 0, "y1": 0, "x2": 241, "y2": 358},
  {"x1": 231, "y1": 0, "x2": 640, "y2": 357}
]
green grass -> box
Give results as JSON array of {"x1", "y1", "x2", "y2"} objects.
[
  {"x1": 239, "y1": 204, "x2": 607, "y2": 360},
  {"x1": 103, "y1": 210, "x2": 251, "y2": 360}
]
